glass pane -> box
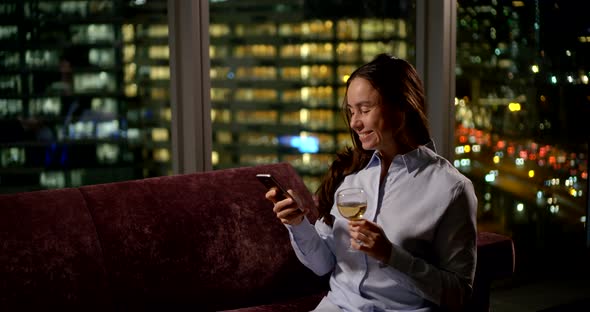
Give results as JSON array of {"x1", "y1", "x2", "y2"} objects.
[
  {"x1": 455, "y1": 0, "x2": 588, "y2": 271},
  {"x1": 0, "y1": 0, "x2": 172, "y2": 193},
  {"x1": 209, "y1": 0, "x2": 416, "y2": 192}
]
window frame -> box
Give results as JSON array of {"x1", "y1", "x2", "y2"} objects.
[
  {"x1": 416, "y1": 0, "x2": 457, "y2": 160},
  {"x1": 167, "y1": 0, "x2": 212, "y2": 173}
]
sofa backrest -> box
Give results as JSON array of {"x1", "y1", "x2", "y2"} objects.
[
  {"x1": 0, "y1": 162, "x2": 328, "y2": 311},
  {"x1": 0, "y1": 188, "x2": 112, "y2": 310}
]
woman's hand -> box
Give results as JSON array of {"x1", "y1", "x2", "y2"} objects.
[
  {"x1": 265, "y1": 188, "x2": 307, "y2": 225},
  {"x1": 349, "y1": 219, "x2": 392, "y2": 263}
]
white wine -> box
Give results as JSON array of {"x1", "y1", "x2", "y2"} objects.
[{"x1": 337, "y1": 202, "x2": 367, "y2": 220}]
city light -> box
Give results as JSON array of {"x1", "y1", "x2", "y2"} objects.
[
  {"x1": 285, "y1": 135, "x2": 319, "y2": 153},
  {"x1": 528, "y1": 170, "x2": 535, "y2": 178},
  {"x1": 302, "y1": 153, "x2": 311, "y2": 165},
  {"x1": 512, "y1": 1, "x2": 525, "y2": 7},
  {"x1": 507, "y1": 146, "x2": 515, "y2": 155},
  {"x1": 485, "y1": 170, "x2": 498, "y2": 183},
  {"x1": 460, "y1": 158, "x2": 471, "y2": 167},
  {"x1": 300, "y1": 109, "x2": 309, "y2": 124},
  {"x1": 569, "y1": 188, "x2": 578, "y2": 197},
  {"x1": 454, "y1": 158, "x2": 473, "y2": 168},
  {"x1": 212, "y1": 151, "x2": 219, "y2": 165},
  {"x1": 531, "y1": 64, "x2": 539, "y2": 73},
  {"x1": 508, "y1": 102, "x2": 521, "y2": 112}
]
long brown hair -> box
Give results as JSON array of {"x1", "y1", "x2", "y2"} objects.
[{"x1": 315, "y1": 53, "x2": 431, "y2": 225}]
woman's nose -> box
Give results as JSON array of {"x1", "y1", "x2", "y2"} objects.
[{"x1": 350, "y1": 115, "x2": 362, "y2": 130}]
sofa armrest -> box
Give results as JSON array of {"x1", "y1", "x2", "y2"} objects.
[
  {"x1": 477, "y1": 232, "x2": 515, "y2": 279},
  {"x1": 467, "y1": 232, "x2": 515, "y2": 312}
]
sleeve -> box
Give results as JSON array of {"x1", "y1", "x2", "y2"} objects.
[
  {"x1": 383, "y1": 179, "x2": 477, "y2": 312},
  {"x1": 286, "y1": 216, "x2": 336, "y2": 276}
]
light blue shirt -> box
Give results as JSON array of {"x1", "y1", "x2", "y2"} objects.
[{"x1": 287, "y1": 142, "x2": 478, "y2": 312}]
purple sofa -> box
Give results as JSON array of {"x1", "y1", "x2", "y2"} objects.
[{"x1": 0, "y1": 163, "x2": 514, "y2": 311}]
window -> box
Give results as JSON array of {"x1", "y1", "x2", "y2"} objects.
[
  {"x1": 455, "y1": 0, "x2": 589, "y2": 260},
  {"x1": 209, "y1": 0, "x2": 416, "y2": 192},
  {"x1": 0, "y1": 0, "x2": 172, "y2": 193}
]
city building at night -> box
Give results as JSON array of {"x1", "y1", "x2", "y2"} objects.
[
  {"x1": 0, "y1": 0, "x2": 171, "y2": 192},
  {"x1": 454, "y1": 0, "x2": 588, "y2": 257}
]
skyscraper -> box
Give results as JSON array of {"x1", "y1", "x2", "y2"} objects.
[{"x1": 0, "y1": 0, "x2": 171, "y2": 193}]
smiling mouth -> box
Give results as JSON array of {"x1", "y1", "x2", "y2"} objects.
[{"x1": 358, "y1": 132, "x2": 371, "y2": 138}]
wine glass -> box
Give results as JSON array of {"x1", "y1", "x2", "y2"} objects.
[{"x1": 336, "y1": 188, "x2": 367, "y2": 251}]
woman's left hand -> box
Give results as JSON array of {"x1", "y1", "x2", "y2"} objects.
[{"x1": 349, "y1": 219, "x2": 392, "y2": 263}]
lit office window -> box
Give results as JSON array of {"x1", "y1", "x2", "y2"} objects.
[{"x1": 209, "y1": 0, "x2": 415, "y2": 190}]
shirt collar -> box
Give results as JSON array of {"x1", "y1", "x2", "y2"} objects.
[{"x1": 365, "y1": 140, "x2": 437, "y2": 173}]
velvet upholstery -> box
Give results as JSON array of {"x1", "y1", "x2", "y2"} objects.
[
  {"x1": 0, "y1": 188, "x2": 111, "y2": 310},
  {"x1": 0, "y1": 162, "x2": 514, "y2": 311}
]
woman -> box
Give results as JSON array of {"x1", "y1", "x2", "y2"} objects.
[{"x1": 266, "y1": 54, "x2": 477, "y2": 312}]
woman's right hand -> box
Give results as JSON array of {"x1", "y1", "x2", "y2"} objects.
[{"x1": 265, "y1": 188, "x2": 307, "y2": 225}]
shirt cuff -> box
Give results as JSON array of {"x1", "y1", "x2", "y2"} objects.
[{"x1": 285, "y1": 216, "x2": 317, "y2": 241}]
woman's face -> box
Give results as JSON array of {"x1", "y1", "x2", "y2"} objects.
[{"x1": 346, "y1": 78, "x2": 400, "y2": 156}]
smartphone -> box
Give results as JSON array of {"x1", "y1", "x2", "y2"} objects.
[{"x1": 256, "y1": 173, "x2": 294, "y2": 201}]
